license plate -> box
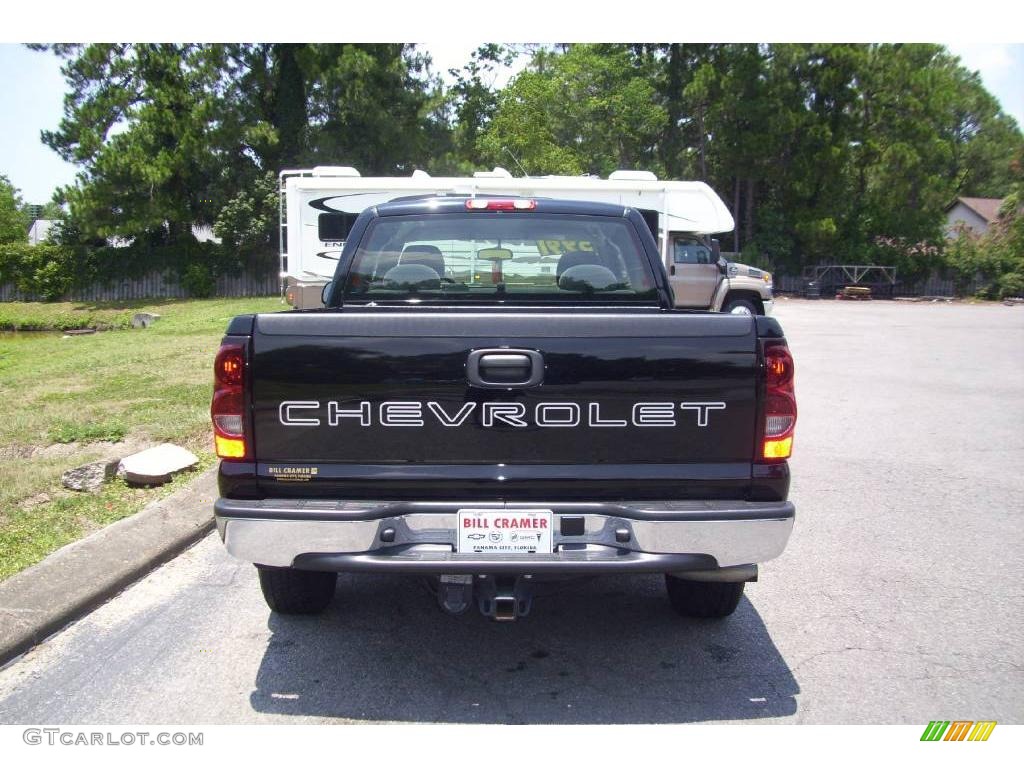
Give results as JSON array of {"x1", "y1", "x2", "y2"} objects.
[{"x1": 457, "y1": 509, "x2": 553, "y2": 554}]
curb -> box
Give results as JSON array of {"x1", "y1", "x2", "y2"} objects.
[{"x1": 0, "y1": 467, "x2": 218, "y2": 668}]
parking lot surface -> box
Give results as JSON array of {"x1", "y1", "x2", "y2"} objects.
[{"x1": 0, "y1": 299, "x2": 1022, "y2": 724}]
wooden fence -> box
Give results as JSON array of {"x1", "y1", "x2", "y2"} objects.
[
  {"x1": 0, "y1": 270, "x2": 280, "y2": 303},
  {"x1": 0, "y1": 266, "x2": 992, "y2": 303},
  {"x1": 722, "y1": 253, "x2": 987, "y2": 297},
  {"x1": 774, "y1": 272, "x2": 988, "y2": 298}
]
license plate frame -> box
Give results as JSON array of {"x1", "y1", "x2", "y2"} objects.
[{"x1": 457, "y1": 509, "x2": 553, "y2": 554}]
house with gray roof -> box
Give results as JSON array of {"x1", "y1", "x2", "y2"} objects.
[{"x1": 944, "y1": 197, "x2": 1004, "y2": 236}]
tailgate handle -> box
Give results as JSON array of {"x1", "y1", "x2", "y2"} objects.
[{"x1": 467, "y1": 349, "x2": 544, "y2": 388}]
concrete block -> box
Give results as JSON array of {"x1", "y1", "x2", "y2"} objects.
[
  {"x1": 131, "y1": 313, "x2": 161, "y2": 329},
  {"x1": 117, "y1": 443, "x2": 198, "y2": 486}
]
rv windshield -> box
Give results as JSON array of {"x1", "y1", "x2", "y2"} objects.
[{"x1": 341, "y1": 213, "x2": 658, "y2": 304}]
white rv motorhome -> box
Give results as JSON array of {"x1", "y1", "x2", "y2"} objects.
[{"x1": 279, "y1": 167, "x2": 774, "y2": 313}]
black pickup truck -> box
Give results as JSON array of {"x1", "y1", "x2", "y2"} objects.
[{"x1": 212, "y1": 196, "x2": 797, "y2": 621}]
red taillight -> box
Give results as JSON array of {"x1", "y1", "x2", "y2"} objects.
[
  {"x1": 212, "y1": 343, "x2": 248, "y2": 460},
  {"x1": 465, "y1": 198, "x2": 537, "y2": 211},
  {"x1": 765, "y1": 346, "x2": 794, "y2": 389},
  {"x1": 762, "y1": 342, "x2": 796, "y2": 460},
  {"x1": 217, "y1": 347, "x2": 244, "y2": 386}
]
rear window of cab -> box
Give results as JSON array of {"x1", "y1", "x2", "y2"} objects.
[{"x1": 341, "y1": 213, "x2": 658, "y2": 304}]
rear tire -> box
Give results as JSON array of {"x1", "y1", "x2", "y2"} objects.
[
  {"x1": 257, "y1": 565, "x2": 336, "y2": 614},
  {"x1": 664, "y1": 575, "x2": 745, "y2": 618}
]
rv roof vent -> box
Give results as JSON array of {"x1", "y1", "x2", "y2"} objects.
[
  {"x1": 411, "y1": 170, "x2": 431, "y2": 179},
  {"x1": 473, "y1": 167, "x2": 514, "y2": 179},
  {"x1": 609, "y1": 170, "x2": 658, "y2": 182},
  {"x1": 312, "y1": 166, "x2": 361, "y2": 177}
]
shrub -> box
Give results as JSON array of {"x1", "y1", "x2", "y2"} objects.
[
  {"x1": 871, "y1": 236, "x2": 944, "y2": 290},
  {"x1": 0, "y1": 242, "x2": 77, "y2": 300},
  {"x1": 996, "y1": 271, "x2": 1024, "y2": 299},
  {"x1": 180, "y1": 262, "x2": 216, "y2": 298}
]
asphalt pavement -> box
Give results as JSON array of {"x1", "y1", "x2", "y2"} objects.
[{"x1": 0, "y1": 299, "x2": 1021, "y2": 724}]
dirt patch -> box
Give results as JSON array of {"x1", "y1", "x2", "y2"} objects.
[
  {"x1": 74, "y1": 515, "x2": 104, "y2": 537},
  {"x1": 20, "y1": 492, "x2": 52, "y2": 510},
  {"x1": 34, "y1": 442, "x2": 82, "y2": 459},
  {"x1": 32, "y1": 436, "x2": 157, "y2": 463},
  {"x1": 0, "y1": 443, "x2": 35, "y2": 461}
]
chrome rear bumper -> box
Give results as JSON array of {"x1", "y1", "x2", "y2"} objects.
[{"x1": 215, "y1": 499, "x2": 794, "y2": 575}]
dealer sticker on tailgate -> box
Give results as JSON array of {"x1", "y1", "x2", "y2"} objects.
[{"x1": 457, "y1": 509, "x2": 553, "y2": 554}]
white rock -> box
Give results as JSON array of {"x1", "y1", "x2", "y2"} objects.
[{"x1": 117, "y1": 443, "x2": 198, "y2": 486}]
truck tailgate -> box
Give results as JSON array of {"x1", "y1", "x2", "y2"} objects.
[{"x1": 249, "y1": 309, "x2": 759, "y2": 499}]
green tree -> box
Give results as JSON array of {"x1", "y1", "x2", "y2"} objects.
[
  {"x1": 634, "y1": 43, "x2": 727, "y2": 182},
  {"x1": 214, "y1": 171, "x2": 277, "y2": 253},
  {"x1": 305, "y1": 44, "x2": 437, "y2": 174},
  {"x1": 0, "y1": 176, "x2": 29, "y2": 244},
  {"x1": 433, "y1": 44, "x2": 517, "y2": 173},
  {"x1": 855, "y1": 46, "x2": 981, "y2": 249},
  {"x1": 480, "y1": 44, "x2": 667, "y2": 176},
  {"x1": 699, "y1": 44, "x2": 775, "y2": 251},
  {"x1": 944, "y1": 58, "x2": 1021, "y2": 198},
  {"x1": 38, "y1": 43, "x2": 442, "y2": 251},
  {"x1": 41, "y1": 44, "x2": 224, "y2": 244},
  {"x1": 707, "y1": 44, "x2": 1021, "y2": 273}
]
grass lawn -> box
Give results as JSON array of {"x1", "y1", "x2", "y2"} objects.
[{"x1": 0, "y1": 296, "x2": 284, "y2": 581}]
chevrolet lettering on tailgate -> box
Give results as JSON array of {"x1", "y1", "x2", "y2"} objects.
[{"x1": 278, "y1": 400, "x2": 728, "y2": 428}]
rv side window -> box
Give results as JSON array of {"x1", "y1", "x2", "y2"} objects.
[{"x1": 318, "y1": 212, "x2": 357, "y2": 242}]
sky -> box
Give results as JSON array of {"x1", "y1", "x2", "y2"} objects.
[{"x1": 1, "y1": 42, "x2": 1021, "y2": 205}]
